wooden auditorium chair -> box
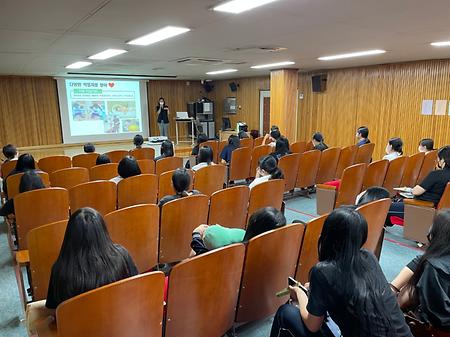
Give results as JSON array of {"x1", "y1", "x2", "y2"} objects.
[
  {"x1": 362, "y1": 159, "x2": 389, "y2": 190},
  {"x1": 192, "y1": 164, "x2": 226, "y2": 197},
  {"x1": 37, "y1": 155, "x2": 72, "y2": 174},
  {"x1": 33, "y1": 272, "x2": 165, "y2": 337},
  {"x1": 130, "y1": 147, "x2": 155, "y2": 160},
  {"x1": 305, "y1": 141, "x2": 314, "y2": 151},
  {"x1": 217, "y1": 140, "x2": 228, "y2": 163},
  {"x1": 158, "y1": 169, "x2": 193, "y2": 201},
  {"x1": 104, "y1": 150, "x2": 128, "y2": 163},
  {"x1": 315, "y1": 147, "x2": 341, "y2": 184},
  {"x1": 199, "y1": 140, "x2": 219, "y2": 163},
  {"x1": 316, "y1": 163, "x2": 366, "y2": 215},
  {"x1": 253, "y1": 136, "x2": 265, "y2": 147},
  {"x1": 382, "y1": 156, "x2": 408, "y2": 196},
  {"x1": 235, "y1": 224, "x2": 305, "y2": 322},
  {"x1": 401, "y1": 152, "x2": 425, "y2": 187},
  {"x1": 290, "y1": 141, "x2": 307, "y2": 154},
  {"x1": 49, "y1": 167, "x2": 89, "y2": 190},
  {"x1": 228, "y1": 147, "x2": 252, "y2": 184},
  {"x1": 165, "y1": 244, "x2": 245, "y2": 337},
  {"x1": 104, "y1": 204, "x2": 159, "y2": 272},
  {"x1": 69, "y1": 181, "x2": 117, "y2": 215},
  {"x1": 72, "y1": 153, "x2": 98, "y2": 170},
  {"x1": 159, "y1": 195, "x2": 209, "y2": 264},
  {"x1": 354, "y1": 142, "x2": 375, "y2": 164},
  {"x1": 1, "y1": 159, "x2": 17, "y2": 178},
  {"x1": 239, "y1": 137, "x2": 253, "y2": 149},
  {"x1": 89, "y1": 163, "x2": 118, "y2": 181},
  {"x1": 137, "y1": 159, "x2": 155, "y2": 174},
  {"x1": 247, "y1": 179, "x2": 284, "y2": 220},
  {"x1": 403, "y1": 183, "x2": 450, "y2": 243},
  {"x1": 6, "y1": 171, "x2": 50, "y2": 199},
  {"x1": 249, "y1": 145, "x2": 272, "y2": 178},
  {"x1": 117, "y1": 174, "x2": 158, "y2": 208},
  {"x1": 416, "y1": 149, "x2": 438, "y2": 184},
  {"x1": 155, "y1": 157, "x2": 183, "y2": 176},
  {"x1": 278, "y1": 153, "x2": 300, "y2": 192},
  {"x1": 295, "y1": 150, "x2": 321, "y2": 195},
  {"x1": 335, "y1": 145, "x2": 357, "y2": 179},
  {"x1": 208, "y1": 186, "x2": 250, "y2": 229}
]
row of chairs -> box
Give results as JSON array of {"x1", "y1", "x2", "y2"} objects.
[{"x1": 29, "y1": 197, "x2": 391, "y2": 337}]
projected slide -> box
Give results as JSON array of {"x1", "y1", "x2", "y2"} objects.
[{"x1": 65, "y1": 79, "x2": 143, "y2": 136}]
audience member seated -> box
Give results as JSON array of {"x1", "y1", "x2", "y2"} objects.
[
  {"x1": 390, "y1": 209, "x2": 450, "y2": 332},
  {"x1": 272, "y1": 136, "x2": 291, "y2": 160},
  {"x1": 418, "y1": 138, "x2": 434, "y2": 153},
  {"x1": 83, "y1": 143, "x2": 95, "y2": 153},
  {"x1": 312, "y1": 132, "x2": 328, "y2": 151},
  {"x1": 191, "y1": 133, "x2": 208, "y2": 157},
  {"x1": 238, "y1": 130, "x2": 250, "y2": 139},
  {"x1": 250, "y1": 129, "x2": 260, "y2": 139},
  {"x1": 3, "y1": 153, "x2": 40, "y2": 197},
  {"x1": 383, "y1": 137, "x2": 403, "y2": 161},
  {"x1": 96, "y1": 154, "x2": 111, "y2": 165},
  {"x1": 356, "y1": 186, "x2": 390, "y2": 206},
  {"x1": 110, "y1": 155, "x2": 141, "y2": 184},
  {"x1": 191, "y1": 207, "x2": 286, "y2": 255},
  {"x1": 0, "y1": 171, "x2": 45, "y2": 218},
  {"x1": 1, "y1": 143, "x2": 18, "y2": 171},
  {"x1": 249, "y1": 155, "x2": 284, "y2": 189},
  {"x1": 270, "y1": 207, "x2": 412, "y2": 337},
  {"x1": 356, "y1": 126, "x2": 371, "y2": 147},
  {"x1": 155, "y1": 140, "x2": 174, "y2": 161},
  {"x1": 263, "y1": 129, "x2": 282, "y2": 148},
  {"x1": 192, "y1": 146, "x2": 215, "y2": 171},
  {"x1": 133, "y1": 134, "x2": 144, "y2": 149},
  {"x1": 158, "y1": 168, "x2": 199, "y2": 207},
  {"x1": 386, "y1": 146, "x2": 450, "y2": 226},
  {"x1": 220, "y1": 135, "x2": 240, "y2": 165}
]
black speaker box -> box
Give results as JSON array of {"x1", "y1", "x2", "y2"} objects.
[{"x1": 312, "y1": 74, "x2": 327, "y2": 92}]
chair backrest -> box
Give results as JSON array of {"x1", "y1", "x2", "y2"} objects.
[
  {"x1": 104, "y1": 204, "x2": 159, "y2": 272},
  {"x1": 218, "y1": 140, "x2": 228, "y2": 162},
  {"x1": 229, "y1": 147, "x2": 252, "y2": 181},
  {"x1": 240, "y1": 137, "x2": 253, "y2": 149},
  {"x1": 208, "y1": 186, "x2": 250, "y2": 229},
  {"x1": 295, "y1": 214, "x2": 328, "y2": 284},
  {"x1": 72, "y1": 153, "x2": 99, "y2": 170},
  {"x1": 291, "y1": 141, "x2": 307, "y2": 154},
  {"x1": 159, "y1": 195, "x2": 209, "y2": 264},
  {"x1": 335, "y1": 145, "x2": 357, "y2": 179},
  {"x1": 137, "y1": 159, "x2": 155, "y2": 174},
  {"x1": 89, "y1": 163, "x2": 119, "y2": 181},
  {"x1": 50, "y1": 167, "x2": 89, "y2": 190},
  {"x1": 305, "y1": 140, "x2": 314, "y2": 151},
  {"x1": 28, "y1": 220, "x2": 67, "y2": 301},
  {"x1": 315, "y1": 147, "x2": 341, "y2": 184},
  {"x1": 104, "y1": 150, "x2": 129, "y2": 163},
  {"x1": 15, "y1": 188, "x2": 69, "y2": 249},
  {"x1": 401, "y1": 152, "x2": 425, "y2": 187},
  {"x1": 200, "y1": 140, "x2": 219, "y2": 163},
  {"x1": 247, "y1": 179, "x2": 284, "y2": 219},
  {"x1": 362, "y1": 159, "x2": 389, "y2": 190},
  {"x1": 278, "y1": 153, "x2": 301, "y2": 192},
  {"x1": 155, "y1": 157, "x2": 183, "y2": 176},
  {"x1": 296, "y1": 150, "x2": 321, "y2": 189},
  {"x1": 69, "y1": 180, "x2": 117, "y2": 215},
  {"x1": 130, "y1": 148, "x2": 155, "y2": 160},
  {"x1": 437, "y1": 183, "x2": 450, "y2": 210},
  {"x1": 236, "y1": 224, "x2": 305, "y2": 322},
  {"x1": 6, "y1": 171, "x2": 50, "y2": 199},
  {"x1": 117, "y1": 174, "x2": 158, "y2": 209},
  {"x1": 249, "y1": 145, "x2": 272, "y2": 178},
  {"x1": 335, "y1": 163, "x2": 367, "y2": 208},
  {"x1": 382, "y1": 156, "x2": 408, "y2": 196},
  {"x1": 253, "y1": 136, "x2": 265, "y2": 147},
  {"x1": 165, "y1": 244, "x2": 245, "y2": 337},
  {"x1": 158, "y1": 169, "x2": 193, "y2": 201},
  {"x1": 1, "y1": 160, "x2": 17, "y2": 178},
  {"x1": 416, "y1": 150, "x2": 438, "y2": 185},
  {"x1": 193, "y1": 165, "x2": 226, "y2": 197},
  {"x1": 38, "y1": 155, "x2": 72, "y2": 174},
  {"x1": 56, "y1": 272, "x2": 165, "y2": 337},
  {"x1": 354, "y1": 143, "x2": 375, "y2": 165},
  {"x1": 357, "y1": 198, "x2": 391, "y2": 259}
]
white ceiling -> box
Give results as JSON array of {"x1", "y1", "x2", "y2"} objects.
[{"x1": 2, "y1": 0, "x2": 450, "y2": 79}]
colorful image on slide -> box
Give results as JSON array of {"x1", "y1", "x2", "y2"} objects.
[
  {"x1": 104, "y1": 116, "x2": 121, "y2": 134},
  {"x1": 107, "y1": 101, "x2": 137, "y2": 118},
  {"x1": 121, "y1": 119, "x2": 141, "y2": 132},
  {"x1": 72, "y1": 101, "x2": 106, "y2": 121}
]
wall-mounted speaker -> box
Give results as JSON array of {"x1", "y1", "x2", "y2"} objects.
[
  {"x1": 202, "y1": 81, "x2": 215, "y2": 93},
  {"x1": 312, "y1": 74, "x2": 327, "y2": 93},
  {"x1": 229, "y1": 82, "x2": 238, "y2": 92}
]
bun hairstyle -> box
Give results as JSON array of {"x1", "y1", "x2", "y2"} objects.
[
  {"x1": 312, "y1": 132, "x2": 324, "y2": 143},
  {"x1": 259, "y1": 155, "x2": 284, "y2": 180},
  {"x1": 388, "y1": 137, "x2": 403, "y2": 155}
]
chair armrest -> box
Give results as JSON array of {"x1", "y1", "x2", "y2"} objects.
[
  {"x1": 404, "y1": 199, "x2": 435, "y2": 208},
  {"x1": 16, "y1": 250, "x2": 30, "y2": 265},
  {"x1": 316, "y1": 184, "x2": 337, "y2": 191}
]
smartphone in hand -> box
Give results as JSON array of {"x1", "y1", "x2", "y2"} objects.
[{"x1": 288, "y1": 277, "x2": 308, "y2": 294}]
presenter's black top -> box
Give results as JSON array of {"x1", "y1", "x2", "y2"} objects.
[{"x1": 156, "y1": 104, "x2": 169, "y2": 124}]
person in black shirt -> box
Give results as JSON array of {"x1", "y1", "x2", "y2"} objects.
[
  {"x1": 272, "y1": 136, "x2": 291, "y2": 160},
  {"x1": 220, "y1": 135, "x2": 240, "y2": 164},
  {"x1": 356, "y1": 126, "x2": 370, "y2": 147},
  {"x1": 3, "y1": 153, "x2": 39, "y2": 198},
  {"x1": 390, "y1": 209, "x2": 450, "y2": 332},
  {"x1": 96, "y1": 153, "x2": 111, "y2": 165},
  {"x1": 156, "y1": 97, "x2": 170, "y2": 137},
  {"x1": 312, "y1": 132, "x2": 328, "y2": 152},
  {"x1": 271, "y1": 207, "x2": 412, "y2": 337},
  {"x1": 386, "y1": 145, "x2": 450, "y2": 226},
  {"x1": 191, "y1": 133, "x2": 208, "y2": 157},
  {"x1": 158, "y1": 168, "x2": 199, "y2": 207},
  {"x1": 133, "y1": 134, "x2": 144, "y2": 149},
  {"x1": 155, "y1": 140, "x2": 174, "y2": 161}
]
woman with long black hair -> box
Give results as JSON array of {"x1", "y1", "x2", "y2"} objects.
[
  {"x1": 249, "y1": 155, "x2": 284, "y2": 189},
  {"x1": 270, "y1": 207, "x2": 412, "y2": 337},
  {"x1": 391, "y1": 209, "x2": 450, "y2": 331}
]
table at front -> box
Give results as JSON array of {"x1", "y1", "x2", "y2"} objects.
[{"x1": 175, "y1": 118, "x2": 195, "y2": 146}]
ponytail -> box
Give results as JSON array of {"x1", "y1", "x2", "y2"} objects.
[{"x1": 270, "y1": 167, "x2": 284, "y2": 180}]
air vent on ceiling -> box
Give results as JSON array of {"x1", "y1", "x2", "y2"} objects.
[
  {"x1": 229, "y1": 46, "x2": 287, "y2": 53},
  {"x1": 171, "y1": 57, "x2": 245, "y2": 66}
]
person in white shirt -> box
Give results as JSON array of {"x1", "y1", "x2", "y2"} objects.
[
  {"x1": 192, "y1": 146, "x2": 215, "y2": 171},
  {"x1": 249, "y1": 155, "x2": 284, "y2": 189},
  {"x1": 110, "y1": 155, "x2": 141, "y2": 184},
  {"x1": 263, "y1": 128, "x2": 281, "y2": 148},
  {"x1": 383, "y1": 137, "x2": 403, "y2": 161}
]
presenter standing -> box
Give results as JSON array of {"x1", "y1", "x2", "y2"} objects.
[{"x1": 156, "y1": 97, "x2": 170, "y2": 137}]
